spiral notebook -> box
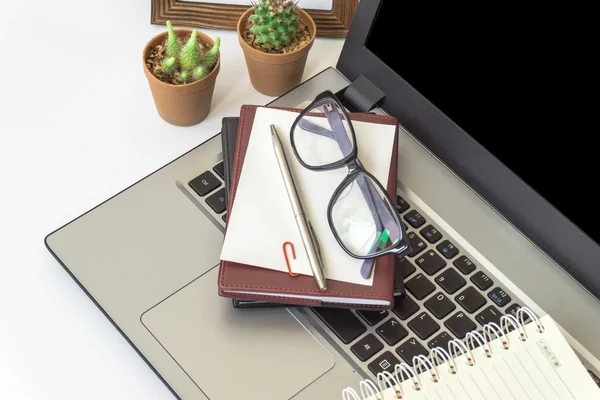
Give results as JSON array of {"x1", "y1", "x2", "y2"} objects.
[{"x1": 342, "y1": 308, "x2": 600, "y2": 400}]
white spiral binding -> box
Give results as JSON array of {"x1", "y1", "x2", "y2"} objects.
[
  {"x1": 431, "y1": 346, "x2": 457, "y2": 375},
  {"x1": 342, "y1": 306, "x2": 541, "y2": 399}
]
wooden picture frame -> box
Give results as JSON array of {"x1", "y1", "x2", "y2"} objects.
[{"x1": 150, "y1": 0, "x2": 358, "y2": 38}]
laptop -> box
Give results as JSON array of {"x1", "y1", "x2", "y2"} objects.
[{"x1": 45, "y1": 1, "x2": 600, "y2": 399}]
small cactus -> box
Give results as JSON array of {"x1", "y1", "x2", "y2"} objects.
[
  {"x1": 160, "y1": 21, "x2": 220, "y2": 84},
  {"x1": 163, "y1": 56, "x2": 176, "y2": 75},
  {"x1": 248, "y1": 0, "x2": 299, "y2": 51},
  {"x1": 202, "y1": 37, "x2": 220, "y2": 70},
  {"x1": 193, "y1": 66, "x2": 206, "y2": 81},
  {"x1": 165, "y1": 21, "x2": 180, "y2": 59}
]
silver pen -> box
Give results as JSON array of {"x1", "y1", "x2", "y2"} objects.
[{"x1": 270, "y1": 124, "x2": 327, "y2": 291}]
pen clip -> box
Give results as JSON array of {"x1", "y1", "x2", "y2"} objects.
[{"x1": 283, "y1": 241, "x2": 299, "y2": 277}]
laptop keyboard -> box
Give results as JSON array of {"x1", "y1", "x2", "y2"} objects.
[
  {"x1": 188, "y1": 161, "x2": 228, "y2": 222},
  {"x1": 312, "y1": 193, "x2": 530, "y2": 380},
  {"x1": 188, "y1": 161, "x2": 529, "y2": 381}
]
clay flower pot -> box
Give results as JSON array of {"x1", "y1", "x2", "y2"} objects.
[
  {"x1": 237, "y1": 6, "x2": 316, "y2": 96},
  {"x1": 143, "y1": 29, "x2": 220, "y2": 126}
]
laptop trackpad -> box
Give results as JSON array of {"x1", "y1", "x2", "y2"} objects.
[{"x1": 141, "y1": 267, "x2": 335, "y2": 399}]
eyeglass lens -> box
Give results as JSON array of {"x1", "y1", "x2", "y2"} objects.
[
  {"x1": 292, "y1": 98, "x2": 354, "y2": 168},
  {"x1": 330, "y1": 173, "x2": 401, "y2": 257}
]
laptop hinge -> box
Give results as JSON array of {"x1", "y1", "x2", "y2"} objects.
[{"x1": 342, "y1": 74, "x2": 385, "y2": 113}]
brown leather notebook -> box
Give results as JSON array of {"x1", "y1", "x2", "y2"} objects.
[{"x1": 218, "y1": 105, "x2": 400, "y2": 309}]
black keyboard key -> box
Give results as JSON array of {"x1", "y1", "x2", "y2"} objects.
[
  {"x1": 357, "y1": 310, "x2": 389, "y2": 326},
  {"x1": 313, "y1": 308, "x2": 366, "y2": 344},
  {"x1": 396, "y1": 337, "x2": 428, "y2": 365},
  {"x1": 408, "y1": 312, "x2": 440, "y2": 340},
  {"x1": 405, "y1": 274, "x2": 435, "y2": 300},
  {"x1": 189, "y1": 171, "x2": 220, "y2": 196},
  {"x1": 351, "y1": 334, "x2": 384, "y2": 361},
  {"x1": 376, "y1": 318, "x2": 408, "y2": 345},
  {"x1": 212, "y1": 161, "x2": 225, "y2": 179},
  {"x1": 445, "y1": 312, "x2": 477, "y2": 339},
  {"x1": 453, "y1": 255, "x2": 476, "y2": 275},
  {"x1": 506, "y1": 303, "x2": 530, "y2": 323},
  {"x1": 404, "y1": 210, "x2": 426, "y2": 228},
  {"x1": 488, "y1": 287, "x2": 511, "y2": 308},
  {"x1": 395, "y1": 195, "x2": 410, "y2": 214},
  {"x1": 476, "y1": 305, "x2": 503, "y2": 326},
  {"x1": 415, "y1": 250, "x2": 446, "y2": 275},
  {"x1": 396, "y1": 257, "x2": 416, "y2": 279},
  {"x1": 424, "y1": 292, "x2": 457, "y2": 319},
  {"x1": 455, "y1": 286, "x2": 487, "y2": 313},
  {"x1": 435, "y1": 268, "x2": 466, "y2": 294},
  {"x1": 222, "y1": 213, "x2": 227, "y2": 222},
  {"x1": 368, "y1": 351, "x2": 400, "y2": 376},
  {"x1": 406, "y1": 232, "x2": 426, "y2": 257},
  {"x1": 428, "y1": 331, "x2": 454, "y2": 349},
  {"x1": 419, "y1": 224, "x2": 442, "y2": 244},
  {"x1": 205, "y1": 188, "x2": 227, "y2": 213},
  {"x1": 436, "y1": 240, "x2": 459, "y2": 259},
  {"x1": 393, "y1": 295, "x2": 420, "y2": 320},
  {"x1": 470, "y1": 271, "x2": 494, "y2": 291}
]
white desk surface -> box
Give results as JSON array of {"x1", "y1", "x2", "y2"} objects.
[{"x1": 0, "y1": 1, "x2": 344, "y2": 398}]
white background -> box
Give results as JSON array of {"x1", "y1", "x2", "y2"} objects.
[{"x1": 0, "y1": 0, "x2": 344, "y2": 398}]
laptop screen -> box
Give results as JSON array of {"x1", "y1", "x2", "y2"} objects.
[{"x1": 365, "y1": 2, "x2": 598, "y2": 246}]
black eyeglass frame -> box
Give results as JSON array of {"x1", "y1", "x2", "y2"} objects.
[{"x1": 289, "y1": 90, "x2": 409, "y2": 260}]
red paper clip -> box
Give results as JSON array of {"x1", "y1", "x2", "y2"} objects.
[{"x1": 283, "y1": 241, "x2": 299, "y2": 277}]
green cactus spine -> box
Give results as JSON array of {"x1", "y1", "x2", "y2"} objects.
[
  {"x1": 178, "y1": 70, "x2": 190, "y2": 84},
  {"x1": 163, "y1": 56, "x2": 176, "y2": 75},
  {"x1": 193, "y1": 66, "x2": 206, "y2": 81},
  {"x1": 201, "y1": 37, "x2": 220, "y2": 70},
  {"x1": 180, "y1": 30, "x2": 201, "y2": 72},
  {"x1": 159, "y1": 21, "x2": 220, "y2": 84},
  {"x1": 248, "y1": 0, "x2": 299, "y2": 50},
  {"x1": 165, "y1": 20, "x2": 180, "y2": 59}
]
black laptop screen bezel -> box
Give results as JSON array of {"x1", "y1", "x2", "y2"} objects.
[{"x1": 336, "y1": 0, "x2": 600, "y2": 300}]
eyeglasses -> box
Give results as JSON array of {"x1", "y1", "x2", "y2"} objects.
[{"x1": 290, "y1": 90, "x2": 411, "y2": 277}]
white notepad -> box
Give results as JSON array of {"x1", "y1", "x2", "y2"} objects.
[
  {"x1": 342, "y1": 309, "x2": 600, "y2": 400},
  {"x1": 220, "y1": 107, "x2": 396, "y2": 286}
]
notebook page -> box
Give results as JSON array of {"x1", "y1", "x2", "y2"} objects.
[
  {"x1": 220, "y1": 107, "x2": 396, "y2": 285},
  {"x1": 358, "y1": 314, "x2": 599, "y2": 399}
]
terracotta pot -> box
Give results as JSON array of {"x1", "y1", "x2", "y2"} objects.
[
  {"x1": 143, "y1": 29, "x2": 220, "y2": 126},
  {"x1": 237, "y1": 6, "x2": 316, "y2": 96}
]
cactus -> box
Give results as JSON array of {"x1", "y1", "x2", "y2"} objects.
[
  {"x1": 160, "y1": 20, "x2": 220, "y2": 84},
  {"x1": 248, "y1": 0, "x2": 299, "y2": 51},
  {"x1": 180, "y1": 30, "x2": 200, "y2": 72},
  {"x1": 202, "y1": 37, "x2": 221, "y2": 70},
  {"x1": 193, "y1": 66, "x2": 206, "y2": 81},
  {"x1": 163, "y1": 57, "x2": 176, "y2": 75},
  {"x1": 165, "y1": 21, "x2": 180, "y2": 59}
]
